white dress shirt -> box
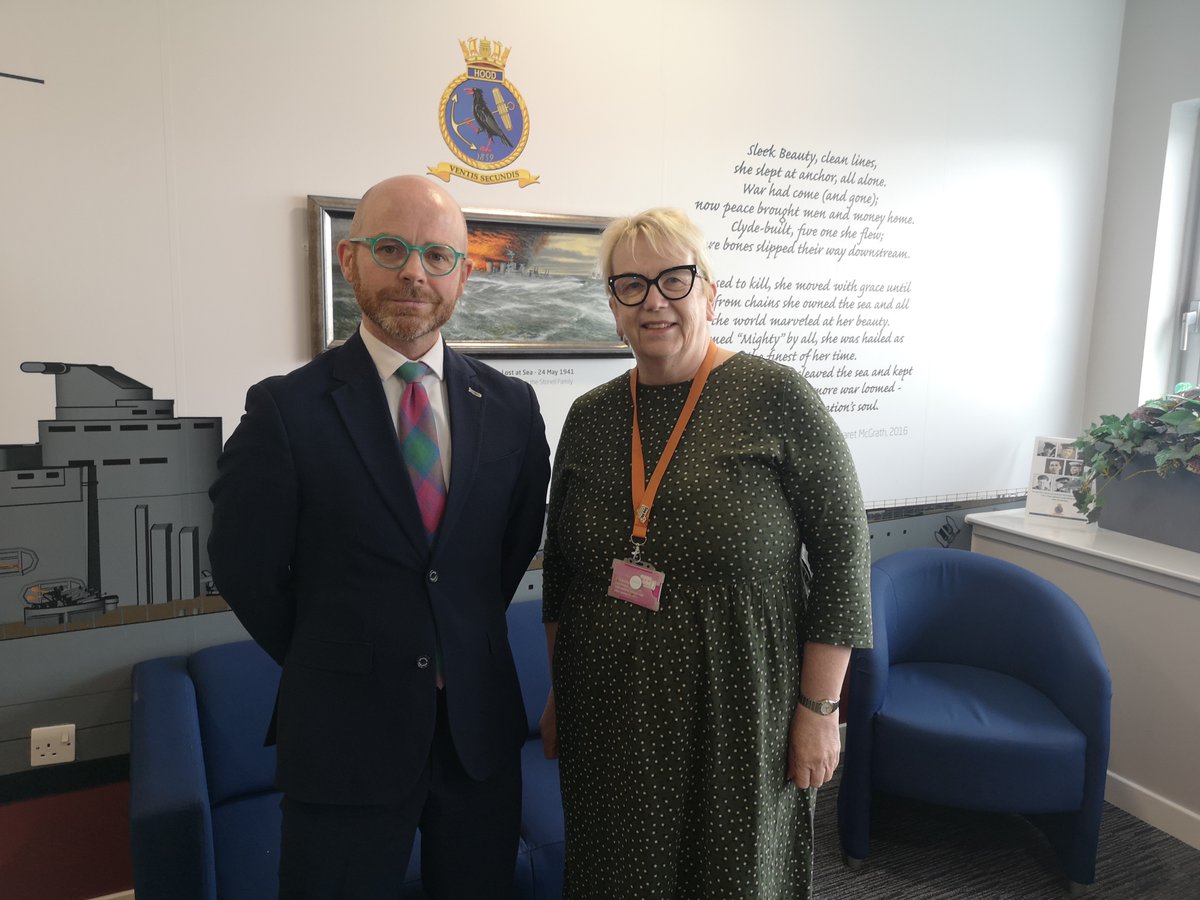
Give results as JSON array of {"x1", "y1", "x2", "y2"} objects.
[{"x1": 358, "y1": 324, "x2": 452, "y2": 488}]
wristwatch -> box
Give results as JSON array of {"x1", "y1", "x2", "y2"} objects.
[{"x1": 798, "y1": 693, "x2": 840, "y2": 716}]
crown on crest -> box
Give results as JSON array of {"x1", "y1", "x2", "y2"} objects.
[{"x1": 459, "y1": 36, "x2": 510, "y2": 70}]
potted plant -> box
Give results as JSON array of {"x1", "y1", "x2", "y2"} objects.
[{"x1": 1071, "y1": 386, "x2": 1200, "y2": 550}]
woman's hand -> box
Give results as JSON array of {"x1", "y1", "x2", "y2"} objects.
[
  {"x1": 789, "y1": 641, "x2": 851, "y2": 788},
  {"x1": 540, "y1": 689, "x2": 558, "y2": 759},
  {"x1": 786, "y1": 702, "x2": 841, "y2": 789}
]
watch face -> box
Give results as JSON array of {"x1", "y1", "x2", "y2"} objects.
[{"x1": 802, "y1": 696, "x2": 838, "y2": 715}]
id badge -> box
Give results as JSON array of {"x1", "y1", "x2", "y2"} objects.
[{"x1": 608, "y1": 558, "x2": 665, "y2": 611}]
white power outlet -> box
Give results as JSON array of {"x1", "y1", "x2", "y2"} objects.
[{"x1": 30, "y1": 724, "x2": 76, "y2": 766}]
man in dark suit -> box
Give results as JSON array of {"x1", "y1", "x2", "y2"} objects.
[{"x1": 209, "y1": 175, "x2": 551, "y2": 898}]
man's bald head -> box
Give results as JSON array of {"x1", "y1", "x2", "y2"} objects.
[{"x1": 350, "y1": 176, "x2": 468, "y2": 249}]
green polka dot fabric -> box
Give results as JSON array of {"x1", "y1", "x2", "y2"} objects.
[{"x1": 544, "y1": 352, "x2": 872, "y2": 899}]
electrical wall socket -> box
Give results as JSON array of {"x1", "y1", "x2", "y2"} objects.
[{"x1": 30, "y1": 723, "x2": 76, "y2": 766}]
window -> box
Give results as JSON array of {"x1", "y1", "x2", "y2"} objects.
[{"x1": 1166, "y1": 101, "x2": 1200, "y2": 389}]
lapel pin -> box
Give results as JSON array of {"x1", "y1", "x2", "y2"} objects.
[{"x1": 468, "y1": 387, "x2": 482, "y2": 398}]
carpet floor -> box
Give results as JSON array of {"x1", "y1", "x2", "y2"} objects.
[{"x1": 813, "y1": 777, "x2": 1200, "y2": 898}]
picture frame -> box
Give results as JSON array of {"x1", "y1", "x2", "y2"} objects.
[{"x1": 307, "y1": 195, "x2": 628, "y2": 358}]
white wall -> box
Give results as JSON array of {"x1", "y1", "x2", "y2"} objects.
[
  {"x1": 2, "y1": 0, "x2": 1125, "y2": 507},
  {"x1": 1086, "y1": 0, "x2": 1200, "y2": 423}
]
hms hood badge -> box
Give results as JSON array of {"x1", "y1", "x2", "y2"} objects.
[{"x1": 430, "y1": 36, "x2": 539, "y2": 188}]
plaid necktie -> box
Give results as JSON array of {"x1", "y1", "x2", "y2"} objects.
[{"x1": 396, "y1": 361, "x2": 446, "y2": 544}]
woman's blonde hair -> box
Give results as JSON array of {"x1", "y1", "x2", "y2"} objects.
[{"x1": 599, "y1": 207, "x2": 716, "y2": 284}]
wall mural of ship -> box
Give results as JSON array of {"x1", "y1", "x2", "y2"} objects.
[{"x1": 0, "y1": 362, "x2": 221, "y2": 637}]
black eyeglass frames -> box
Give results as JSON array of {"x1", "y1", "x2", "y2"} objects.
[{"x1": 607, "y1": 264, "x2": 701, "y2": 307}]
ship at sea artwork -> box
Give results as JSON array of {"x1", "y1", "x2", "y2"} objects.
[
  {"x1": 0, "y1": 362, "x2": 222, "y2": 639},
  {"x1": 331, "y1": 218, "x2": 616, "y2": 348}
]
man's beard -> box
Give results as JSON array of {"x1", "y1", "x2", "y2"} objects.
[{"x1": 357, "y1": 284, "x2": 455, "y2": 344}]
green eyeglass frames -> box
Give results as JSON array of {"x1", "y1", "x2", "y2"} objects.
[{"x1": 348, "y1": 235, "x2": 466, "y2": 276}]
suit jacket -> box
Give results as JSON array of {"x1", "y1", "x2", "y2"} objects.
[{"x1": 208, "y1": 333, "x2": 550, "y2": 805}]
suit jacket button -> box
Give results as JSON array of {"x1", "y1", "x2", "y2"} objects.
[
  {"x1": 428, "y1": 570, "x2": 439, "y2": 583},
  {"x1": 417, "y1": 656, "x2": 430, "y2": 669}
]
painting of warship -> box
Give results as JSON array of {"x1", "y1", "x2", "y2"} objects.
[
  {"x1": 308, "y1": 197, "x2": 628, "y2": 356},
  {"x1": 0, "y1": 362, "x2": 222, "y2": 639}
]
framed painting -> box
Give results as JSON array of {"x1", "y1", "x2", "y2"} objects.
[{"x1": 307, "y1": 195, "x2": 627, "y2": 357}]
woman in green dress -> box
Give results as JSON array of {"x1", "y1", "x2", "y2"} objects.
[{"x1": 540, "y1": 208, "x2": 872, "y2": 899}]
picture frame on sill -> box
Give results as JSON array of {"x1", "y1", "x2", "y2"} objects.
[
  {"x1": 1025, "y1": 435, "x2": 1089, "y2": 524},
  {"x1": 307, "y1": 195, "x2": 628, "y2": 358}
]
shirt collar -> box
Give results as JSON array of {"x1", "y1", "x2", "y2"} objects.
[{"x1": 358, "y1": 323, "x2": 445, "y2": 381}]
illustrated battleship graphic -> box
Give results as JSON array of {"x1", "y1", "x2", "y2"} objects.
[{"x1": 0, "y1": 362, "x2": 221, "y2": 632}]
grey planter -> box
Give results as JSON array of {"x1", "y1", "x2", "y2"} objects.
[{"x1": 1097, "y1": 457, "x2": 1200, "y2": 553}]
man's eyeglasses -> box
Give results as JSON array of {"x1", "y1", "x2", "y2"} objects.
[
  {"x1": 347, "y1": 235, "x2": 466, "y2": 276},
  {"x1": 608, "y1": 265, "x2": 700, "y2": 307}
]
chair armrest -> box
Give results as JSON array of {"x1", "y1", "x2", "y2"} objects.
[
  {"x1": 129, "y1": 656, "x2": 218, "y2": 900},
  {"x1": 840, "y1": 566, "x2": 894, "y2": 795},
  {"x1": 847, "y1": 566, "x2": 896, "y2": 719},
  {"x1": 1020, "y1": 602, "x2": 1113, "y2": 746},
  {"x1": 507, "y1": 597, "x2": 550, "y2": 737}
]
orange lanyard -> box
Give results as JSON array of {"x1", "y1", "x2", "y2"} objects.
[{"x1": 628, "y1": 341, "x2": 719, "y2": 557}]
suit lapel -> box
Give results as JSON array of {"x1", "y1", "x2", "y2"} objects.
[
  {"x1": 330, "y1": 333, "x2": 429, "y2": 555},
  {"x1": 440, "y1": 346, "x2": 483, "y2": 543}
]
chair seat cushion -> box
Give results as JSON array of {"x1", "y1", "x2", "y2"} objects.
[{"x1": 873, "y1": 662, "x2": 1086, "y2": 812}]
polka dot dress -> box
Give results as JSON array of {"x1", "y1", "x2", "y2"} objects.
[{"x1": 543, "y1": 352, "x2": 872, "y2": 899}]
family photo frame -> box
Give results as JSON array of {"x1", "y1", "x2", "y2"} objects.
[{"x1": 307, "y1": 195, "x2": 627, "y2": 358}]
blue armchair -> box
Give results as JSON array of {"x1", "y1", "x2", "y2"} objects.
[
  {"x1": 836, "y1": 548, "x2": 1112, "y2": 889},
  {"x1": 130, "y1": 597, "x2": 564, "y2": 899}
]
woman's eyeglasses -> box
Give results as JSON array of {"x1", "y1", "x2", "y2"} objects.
[{"x1": 607, "y1": 265, "x2": 700, "y2": 307}]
